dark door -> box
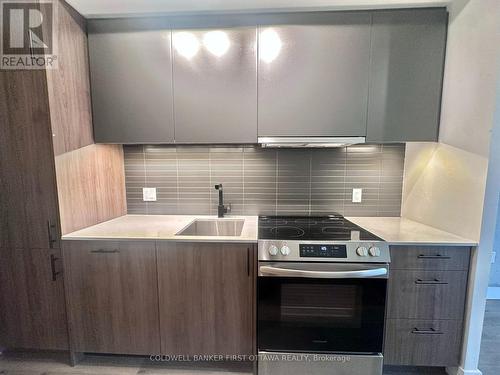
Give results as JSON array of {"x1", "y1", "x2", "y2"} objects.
[
  {"x1": 0, "y1": 70, "x2": 60, "y2": 249},
  {"x1": 0, "y1": 248, "x2": 68, "y2": 350}
]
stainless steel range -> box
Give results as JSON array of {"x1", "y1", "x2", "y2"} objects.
[{"x1": 257, "y1": 215, "x2": 390, "y2": 375}]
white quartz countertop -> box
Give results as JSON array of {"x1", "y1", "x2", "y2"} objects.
[
  {"x1": 62, "y1": 215, "x2": 258, "y2": 243},
  {"x1": 346, "y1": 217, "x2": 477, "y2": 246},
  {"x1": 62, "y1": 214, "x2": 476, "y2": 246}
]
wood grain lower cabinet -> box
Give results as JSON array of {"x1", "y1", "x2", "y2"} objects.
[
  {"x1": 384, "y1": 246, "x2": 470, "y2": 367},
  {"x1": 0, "y1": 248, "x2": 68, "y2": 350},
  {"x1": 157, "y1": 242, "x2": 254, "y2": 356},
  {"x1": 63, "y1": 241, "x2": 161, "y2": 355}
]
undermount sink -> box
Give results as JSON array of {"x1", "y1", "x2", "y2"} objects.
[{"x1": 176, "y1": 219, "x2": 245, "y2": 237}]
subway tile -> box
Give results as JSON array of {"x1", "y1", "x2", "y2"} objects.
[{"x1": 124, "y1": 144, "x2": 405, "y2": 217}]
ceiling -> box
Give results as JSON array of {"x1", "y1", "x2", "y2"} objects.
[{"x1": 66, "y1": 0, "x2": 451, "y2": 18}]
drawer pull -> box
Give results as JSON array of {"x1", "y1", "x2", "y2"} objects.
[
  {"x1": 50, "y1": 254, "x2": 61, "y2": 281},
  {"x1": 90, "y1": 249, "x2": 120, "y2": 254},
  {"x1": 411, "y1": 328, "x2": 444, "y2": 335},
  {"x1": 417, "y1": 254, "x2": 451, "y2": 259},
  {"x1": 415, "y1": 278, "x2": 448, "y2": 285}
]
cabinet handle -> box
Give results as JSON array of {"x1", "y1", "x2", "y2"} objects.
[
  {"x1": 47, "y1": 220, "x2": 58, "y2": 249},
  {"x1": 50, "y1": 254, "x2": 61, "y2": 281},
  {"x1": 247, "y1": 248, "x2": 250, "y2": 277},
  {"x1": 415, "y1": 278, "x2": 448, "y2": 285},
  {"x1": 411, "y1": 328, "x2": 444, "y2": 335},
  {"x1": 90, "y1": 249, "x2": 120, "y2": 254},
  {"x1": 417, "y1": 254, "x2": 451, "y2": 259}
]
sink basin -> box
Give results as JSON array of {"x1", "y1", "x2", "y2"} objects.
[{"x1": 176, "y1": 219, "x2": 245, "y2": 237}]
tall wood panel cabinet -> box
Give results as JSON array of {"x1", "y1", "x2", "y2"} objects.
[
  {"x1": 0, "y1": 1, "x2": 126, "y2": 352},
  {"x1": 0, "y1": 67, "x2": 68, "y2": 351}
]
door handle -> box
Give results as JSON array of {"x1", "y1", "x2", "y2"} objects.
[
  {"x1": 90, "y1": 249, "x2": 120, "y2": 254},
  {"x1": 50, "y1": 254, "x2": 61, "y2": 281},
  {"x1": 415, "y1": 278, "x2": 448, "y2": 285},
  {"x1": 411, "y1": 328, "x2": 444, "y2": 335},
  {"x1": 47, "y1": 220, "x2": 58, "y2": 249},
  {"x1": 259, "y1": 266, "x2": 388, "y2": 279},
  {"x1": 417, "y1": 254, "x2": 450, "y2": 259}
]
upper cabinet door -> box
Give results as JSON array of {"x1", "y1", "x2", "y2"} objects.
[
  {"x1": 173, "y1": 27, "x2": 257, "y2": 143},
  {"x1": 367, "y1": 9, "x2": 447, "y2": 143},
  {"x1": 258, "y1": 13, "x2": 371, "y2": 137},
  {"x1": 88, "y1": 27, "x2": 174, "y2": 143}
]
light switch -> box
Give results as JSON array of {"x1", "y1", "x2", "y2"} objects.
[
  {"x1": 352, "y1": 188, "x2": 362, "y2": 203},
  {"x1": 143, "y1": 187, "x2": 157, "y2": 202}
]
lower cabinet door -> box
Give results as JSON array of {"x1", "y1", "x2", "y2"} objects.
[
  {"x1": 384, "y1": 319, "x2": 463, "y2": 367},
  {"x1": 63, "y1": 241, "x2": 160, "y2": 354},
  {"x1": 157, "y1": 242, "x2": 254, "y2": 356},
  {"x1": 0, "y1": 248, "x2": 69, "y2": 350}
]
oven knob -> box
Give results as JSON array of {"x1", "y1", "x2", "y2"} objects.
[
  {"x1": 369, "y1": 247, "x2": 381, "y2": 257},
  {"x1": 280, "y1": 245, "x2": 291, "y2": 256},
  {"x1": 268, "y1": 245, "x2": 279, "y2": 256},
  {"x1": 356, "y1": 246, "x2": 368, "y2": 257}
]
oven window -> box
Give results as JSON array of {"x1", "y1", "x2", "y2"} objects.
[
  {"x1": 258, "y1": 277, "x2": 386, "y2": 353},
  {"x1": 281, "y1": 284, "x2": 362, "y2": 327}
]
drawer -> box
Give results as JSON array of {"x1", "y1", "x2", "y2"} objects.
[
  {"x1": 65, "y1": 240, "x2": 149, "y2": 254},
  {"x1": 390, "y1": 246, "x2": 470, "y2": 270},
  {"x1": 387, "y1": 270, "x2": 467, "y2": 320},
  {"x1": 384, "y1": 319, "x2": 463, "y2": 367}
]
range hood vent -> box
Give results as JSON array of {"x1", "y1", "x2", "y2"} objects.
[{"x1": 258, "y1": 137, "x2": 366, "y2": 148}]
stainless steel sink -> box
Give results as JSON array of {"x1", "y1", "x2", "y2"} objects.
[{"x1": 176, "y1": 219, "x2": 245, "y2": 237}]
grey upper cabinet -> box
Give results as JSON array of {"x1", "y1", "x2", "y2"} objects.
[
  {"x1": 88, "y1": 27, "x2": 174, "y2": 143},
  {"x1": 173, "y1": 27, "x2": 257, "y2": 143},
  {"x1": 258, "y1": 13, "x2": 371, "y2": 137},
  {"x1": 366, "y1": 9, "x2": 447, "y2": 143}
]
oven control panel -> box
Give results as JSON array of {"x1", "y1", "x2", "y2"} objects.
[
  {"x1": 300, "y1": 244, "x2": 347, "y2": 258},
  {"x1": 259, "y1": 240, "x2": 390, "y2": 263}
]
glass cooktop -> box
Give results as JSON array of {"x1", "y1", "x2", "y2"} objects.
[{"x1": 258, "y1": 215, "x2": 383, "y2": 241}]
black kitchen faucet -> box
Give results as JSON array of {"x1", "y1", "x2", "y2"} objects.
[{"x1": 214, "y1": 184, "x2": 230, "y2": 218}]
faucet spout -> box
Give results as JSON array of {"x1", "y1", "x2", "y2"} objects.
[{"x1": 214, "y1": 184, "x2": 230, "y2": 218}]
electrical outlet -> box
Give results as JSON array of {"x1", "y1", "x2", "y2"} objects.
[
  {"x1": 492, "y1": 252, "x2": 496, "y2": 264},
  {"x1": 352, "y1": 188, "x2": 363, "y2": 203},
  {"x1": 142, "y1": 187, "x2": 157, "y2": 202}
]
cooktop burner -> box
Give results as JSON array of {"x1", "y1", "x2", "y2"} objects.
[{"x1": 259, "y1": 215, "x2": 382, "y2": 241}]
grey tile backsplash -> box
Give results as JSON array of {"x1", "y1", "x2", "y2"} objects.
[{"x1": 124, "y1": 144, "x2": 405, "y2": 217}]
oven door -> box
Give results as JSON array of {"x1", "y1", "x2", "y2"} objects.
[{"x1": 258, "y1": 262, "x2": 388, "y2": 354}]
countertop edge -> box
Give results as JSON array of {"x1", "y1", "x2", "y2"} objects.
[
  {"x1": 386, "y1": 241, "x2": 478, "y2": 247},
  {"x1": 61, "y1": 236, "x2": 258, "y2": 243}
]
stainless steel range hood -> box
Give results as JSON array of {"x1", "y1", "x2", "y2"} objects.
[{"x1": 258, "y1": 137, "x2": 366, "y2": 148}]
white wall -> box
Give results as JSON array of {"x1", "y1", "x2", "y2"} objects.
[
  {"x1": 402, "y1": 142, "x2": 488, "y2": 241},
  {"x1": 439, "y1": 0, "x2": 500, "y2": 157},
  {"x1": 458, "y1": 74, "x2": 500, "y2": 375}
]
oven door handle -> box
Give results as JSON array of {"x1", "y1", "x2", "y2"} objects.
[{"x1": 259, "y1": 265, "x2": 388, "y2": 279}]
